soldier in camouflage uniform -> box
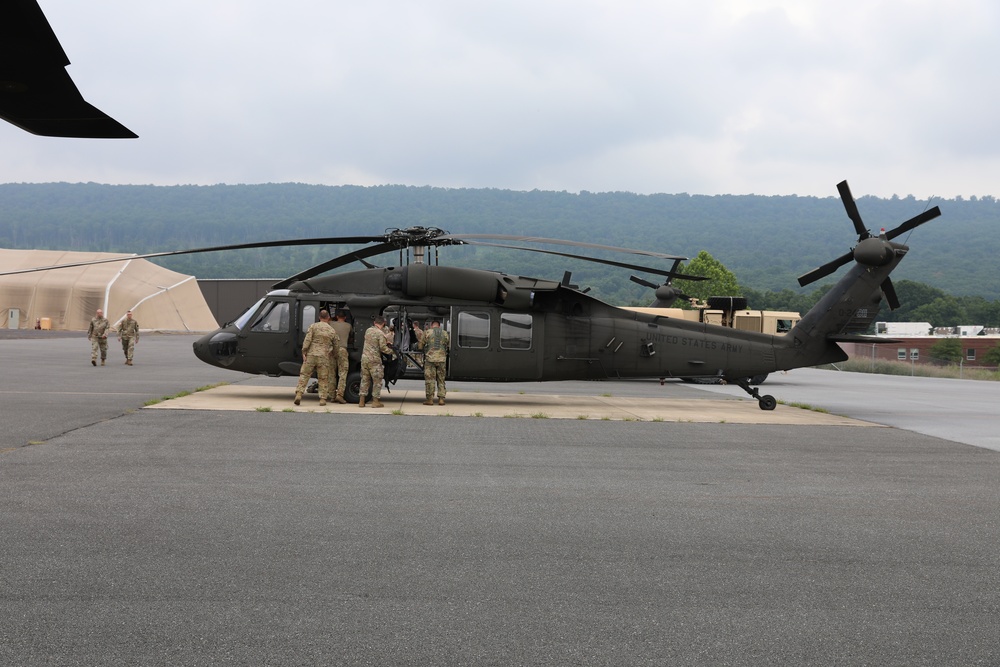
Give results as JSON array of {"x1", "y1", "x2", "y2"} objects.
[
  {"x1": 294, "y1": 309, "x2": 341, "y2": 407},
  {"x1": 87, "y1": 308, "x2": 110, "y2": 366},
  {"x1": 416, "y1": 318, "x2": 450, "y2": 405},
  {"x1": 359, "y1": 315, "x2": 392, "y2": 408},
  {"x1": 326, "y1": 310, "x2": 352, "y2": 404},
  {"x1": 116, "y1": 310, "x2": 139, "y2": 365}
]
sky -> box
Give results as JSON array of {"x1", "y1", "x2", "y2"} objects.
[{"x1": 4, "y1": 0, "x2": 999, "y2": 199}]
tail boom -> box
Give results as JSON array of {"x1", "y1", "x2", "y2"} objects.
[{"x1": 778, "y1": 241, "x2": 908, "y2": 369}]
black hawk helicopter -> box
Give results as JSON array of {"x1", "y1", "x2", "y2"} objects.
[{"x1": 3, "y1": 181, "x2": 942, "y2": 410}]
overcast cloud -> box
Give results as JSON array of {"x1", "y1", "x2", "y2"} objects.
[{"x1": 3, "y1": 0, "x2": 998, "y2": 198}]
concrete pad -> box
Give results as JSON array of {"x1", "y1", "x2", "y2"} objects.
[{"x1": 147, "y1": 384, "x2": 874, "y2": 425}]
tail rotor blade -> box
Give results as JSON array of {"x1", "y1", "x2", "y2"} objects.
[
  {"x1": 797, "y1": 250, "x2": 854, "y2": 287},
  {"x1": 884, "y1": 206, "x2": 941, "y2": 241},
  {"x1": 837, "y1": 180, "x2": 869, "y2": 239},
  {"x1": 882, "y1": 277, "x2": 900, "y2": 310}
]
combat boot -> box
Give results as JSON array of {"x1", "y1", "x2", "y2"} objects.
[
  {"x1": 371, "y1": 399, "x2": 384, "y2": 408},
  {"x1": 101, "y1": 359, "x2": 106, "y2": 366},
  {"x1": 423, "y1": 398, "x2": 434, "y2": 406},
  {"x1": 294, "y1": 393, "x2": 302, "y2": 406},
  {"x1": 319, "y1": 399, "x2": 327, "y2": 406},
  {"x1": 126, "y1": 360, "x2": 132, "y2": 366},
  {"x1": 334, "y1": 394, "x2": 347, "y2": 404},
  {"x1": 358, "y1": 397, "x2": 366, "y2": 408},
  {"x1": 92, "y1": 359, "x2": 96, "y2": 366},
  {"x1": 439, "y1": 397, "x2": 446, "y2": 406}
]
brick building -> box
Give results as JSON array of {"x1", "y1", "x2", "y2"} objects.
[{"x1": 839, "y1": 322, "x2": 1000, "y2": 370}]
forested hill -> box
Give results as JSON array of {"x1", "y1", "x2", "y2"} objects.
[{"x1": 1, "y1": 182, "x2": 998, "y2": 303}]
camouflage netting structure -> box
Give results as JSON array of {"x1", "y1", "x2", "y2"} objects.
[{"x1": 0, "y1": 249, "x2": 219, "y2": 332}]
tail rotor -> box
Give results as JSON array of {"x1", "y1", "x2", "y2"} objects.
[{"x1": 797, "y1": 180, "x2": 941, "y2": 310}]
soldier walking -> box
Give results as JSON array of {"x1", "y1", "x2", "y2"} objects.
[
  {"x1": 417, "y1": 318, "x2": 450, "y2": 405},
  {"x1": 87, "y1": 308, "x2": 110, "y2": 366},
  {"x1": 117, "y1": 310, "x2": 139, "y2": 365},
  {"x1": 359, "y1": 316, "x2": 392, "y2": 408},
  {"x1": 294, "y1": 309, "x2": 340, "y2": 406}
]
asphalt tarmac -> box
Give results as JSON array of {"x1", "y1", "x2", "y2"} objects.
[{"x1": 3, "y1": 333, "x2": 999, "y2": 665}]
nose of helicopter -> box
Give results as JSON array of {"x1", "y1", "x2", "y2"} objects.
[{"x1": 193, "y1": 329, "x2": 238, "y2": 367}]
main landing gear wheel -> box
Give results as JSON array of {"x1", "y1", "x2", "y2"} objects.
[
  {"x1": 344, "y1": 370, "x2": 372, "y2": 404},
  {"x1": 732, "y1": 377, "x2": 777, "y2": 411}
]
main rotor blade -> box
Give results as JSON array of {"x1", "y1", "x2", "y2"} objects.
[
  {"x1": 630, "y1": 275, "x2": 659, "y2": 289},
  {"x1": 437, "y1": 234, "x2": 686, "y2": 261},
  {"x1": 884, "y1": 206, "x2": 941, "y2": 241},
  {"x1": 461, "y1": 240, "x2": 702, "y2": 280},
  {"x1": 272, "y1": 241, "x2": 400, "y2": 289},
  {"x1": 797, "y1": 250, "x2": 854, "y2": 287},
  {"x1": 837, "y1": 180, "x2": 869, "y2": 239},
  {"x1": 0, "y1": 235, "x2": 386, "y2": 277}
]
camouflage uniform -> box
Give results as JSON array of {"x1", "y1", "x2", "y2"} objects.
[
  {"x1": 117, "y1": 315, "x2": 139, "y2": 364},
  {"x1": 419, "y1": 325, "x2": 450, "y2": 403},
  {"x1": 327, "y1": 319, "x2": 352, "y2": 402},
  {"x1": 359, "y1": 324, "x2": 392, "y2": 405},
  {"x1": 87, "y1": 314, "x2": 110, "y2": 365},
  {"x1": 294, "y1": 320, "x2": 340, "y2": 405}
]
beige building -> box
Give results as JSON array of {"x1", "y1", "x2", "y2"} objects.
[{"x1": 1, "y1": 249, "x2": 218, "y2": 332}]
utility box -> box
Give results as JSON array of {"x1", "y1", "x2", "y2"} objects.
[{"x1": 7, "y1": 308, "x2": 19, "y2": 329}]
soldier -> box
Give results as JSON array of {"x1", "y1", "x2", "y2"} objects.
[
  {"x1": 294, "y1": 309, "x2": 340, "y2": 407},
  {"x1": 116, "y1": 310, "x2": 139, "y2": 365},
  {"x1": 358, "y1": 315, "x2": 392, "y2": 408},
  {"x1": 87, "y1": 308, "x2": 110, "y2": 366},
  {"x1": 417, "y1": 318, "x2": 450, "y2": 405},
  {"x1": 326, "y1": 310, "x2": 352, "y2": 404}
]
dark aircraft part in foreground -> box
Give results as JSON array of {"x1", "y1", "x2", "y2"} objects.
[{"x1": 0, "y1": 0, "x2": 136, "y2": 138}]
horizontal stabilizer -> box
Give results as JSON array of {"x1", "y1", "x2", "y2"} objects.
[{"x1": 826, "y1": 334, "x2": 901, "y2": 344}]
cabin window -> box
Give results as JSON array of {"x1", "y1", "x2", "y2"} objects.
[
  {"x1": 500, "y1": 313, "x2": 532, "y2": 350},
  {"x1": 249, "y1": 300, "x2": 290, "y2": 333},
  {"x1": 301, "y1": 304, "x2": 317, "y2": 330},
  {"x1": 897, "y1": 348, "x2": 907, "y2": 360},
  {"x1": 457, "y1": 311, "x2": 490, "y2": 348},
  {"x1": 776, "y1": 319, "x2": 793, "y2": 333}
]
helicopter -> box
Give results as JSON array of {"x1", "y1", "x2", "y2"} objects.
[
  {"x1": 1, "y1": 0, "x2": 136, "y2": 138},
  {"x1": 3, "y1": 180, "x2": 942, "y2": 410}
]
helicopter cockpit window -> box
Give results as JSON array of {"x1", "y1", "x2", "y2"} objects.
[
  {"x1": 249, "y1": 300, "x2": 290, "y2": 333},
  {"x1": 233, "y1": 297, "x2": 266, "y2": 330},
  {"x1": 457, "y1": 311, "x2": 490, "y2": 349},
  {"x1": 500, "y1": 313, "x2": 532, "y2": 350}
]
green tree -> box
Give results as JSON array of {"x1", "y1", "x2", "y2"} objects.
[
  {"x1": 928, "y1": 338, "x2": 963, "y2": 364},
  {"x1": 911, "y1": 297, "x2": 968, "y2": 328},
  {"x1": 675, "y1": 251, "x2": 742, "y2": 303},
  {"x1": 983, "y1": 344, "x2": 1000, "y2": 367}
]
